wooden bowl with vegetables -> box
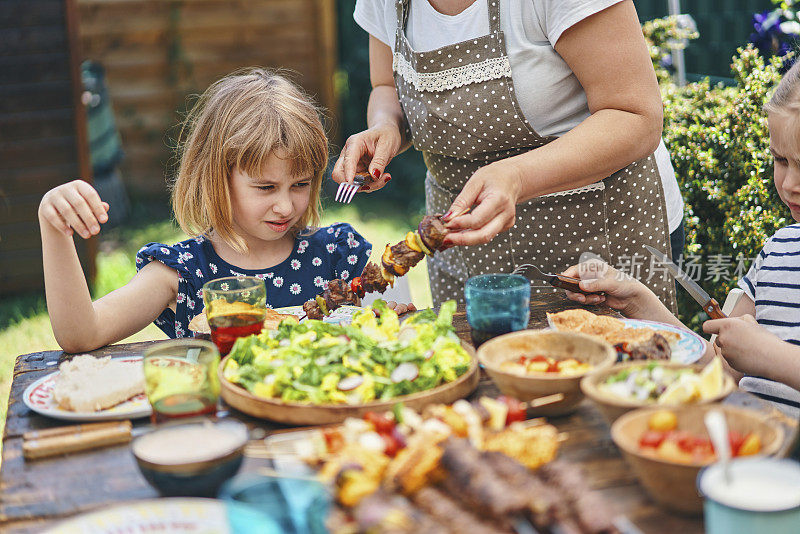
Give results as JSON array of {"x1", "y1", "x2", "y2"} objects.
[
  {"x1": 610, "y1": 404, "x2": 784, "y2": 514},
  {"x1": 477, "y1": 329, "x2": 616, "y2": 416},
  {"x1": 580, "y1": 359, "x2": 735, "y2": 425}
]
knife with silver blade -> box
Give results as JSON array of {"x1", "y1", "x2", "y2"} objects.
[{"x1": 644, "y1": 245, "x2": 726, "y2": 319}]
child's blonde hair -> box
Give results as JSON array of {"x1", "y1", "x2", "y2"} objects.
[
  {"x1": 171, "y1": 67, "x2": 328, "y2": 252},
  {"x1": 765, "y1": 60, "x2": 800, "y2": 155}
]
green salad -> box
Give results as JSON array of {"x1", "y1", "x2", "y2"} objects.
[{"x1": 223, "y1": 300, "x2": 471, "y2": 404}]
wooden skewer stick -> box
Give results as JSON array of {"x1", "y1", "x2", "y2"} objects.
[
  {"x1": 445, "y1": 206, "x2": 473, "y2": 221},
  {"x1": 519, "y1": 392, "x2": 565, "y2": 410},
  {"x1": 255, "y1": 467, "x2": 322, "y2": 483}
]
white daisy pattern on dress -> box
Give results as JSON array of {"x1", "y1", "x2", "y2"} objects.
[
  {"x1": 347, "y1": 254, "x2": 358, "y2": 265},
  {"x1": 291, "y1": 259, "x2": 301, "y2": 270},
  {"x1": 312, "y1": 257, "x2": 322, "y2": 267},
  {"x1": 273, "y1": 276, "x2": 284, "y2": 288},
  {"x1": 340, "y1": 270, "x2": 350, "y2": 280},
  {"x1": 290, "y1": 283, "x2": 301, "y2": 295},
  {"x1": 326, "y1": 243, "x2": 336, "y2": 253},
  {"x1": 314, "y1": 276, "x2": 325, "y2": 288}
]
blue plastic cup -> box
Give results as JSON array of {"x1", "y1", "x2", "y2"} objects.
[
  {"x1": 465, "y1": 274, "x2": 530, "y2": 348},
  {"x1": 219, "y1": 473, "x2": 331, "y2": 534}
]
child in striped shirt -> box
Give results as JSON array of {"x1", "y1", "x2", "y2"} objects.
[{"x1": 562, "y1": 60, "x2": 800, "y2": 401}]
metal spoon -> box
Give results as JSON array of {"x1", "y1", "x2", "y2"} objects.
[{"x1": 704, "y1": 409, "x2": 732, "y2": 484}]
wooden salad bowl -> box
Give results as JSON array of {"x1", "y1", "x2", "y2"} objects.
[
  {"x1": 477, "y1": 329, "x2": 616, "y2": 416},
  {"x1": 218, "y1": 342, "x2": 479, "y2": 425},
  {"x1": 580, "y1": 361, "x2": 736, "y2": 425},
  {"x1": 610, "y1": 404, "x2": 785, "y2": 514}
]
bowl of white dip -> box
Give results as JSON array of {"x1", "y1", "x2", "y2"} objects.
[{"x1": 698, "y1": 457, "x2": 800, "y2": 534}]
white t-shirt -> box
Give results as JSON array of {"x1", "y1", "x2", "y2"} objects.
[{"x1": 354, "y1": 0, "x2": 685, "y2": 232}]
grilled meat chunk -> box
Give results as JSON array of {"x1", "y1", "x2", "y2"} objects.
[
  {"x1": 538, "y1": 461, "x2": 620, "y2": 534},
  {"x1": 411, "y1": 487, "x2": 507, "y2": 534},
  {"x1": 390, "y1": 241, "x2": 424, "y2": 272},
  {"x1": 361, "y1": 262, "x2": 389, "y2": 293},
  {"x1": 418, "y1": 216, "x2": 448, "y2": 252},
  {"x1": 303, "y1": 299, "x2": 324, "y2": 320}
]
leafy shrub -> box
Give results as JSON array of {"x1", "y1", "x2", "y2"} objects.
[{"x1": 646, "y1": 18, "x2": 791, "y2": 327}]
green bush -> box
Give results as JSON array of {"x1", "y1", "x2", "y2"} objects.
[{"x1": 646, "y1": 18, "x2": 792, "y2": 328}]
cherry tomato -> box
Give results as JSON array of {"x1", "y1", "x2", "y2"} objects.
[
  {"x1": 497, "y1": 395, "x2": 527, "y2": 425},
  {"x1": 672, "y1": 431, "x2": 697, "y2": 453},
  {"x1": 322, "y1": 428, "x2": 345, "y2": 454},
  {"x1": 382, "y1": 432, "x2": 404, "y2": 457},
  {"x1": 546, "y1": 362, "x2": 561, "y2": 373},
  {"x1": 728, "y1": 430, "x2": 746, "y2": 456},
  {"x1": 350, "y1": 277, "x2": 365, "y2": 298},
  {"x1": 639, "y1": 430, "x2": 667, "y2": 449},
  {"x1": 364, "y1": 411, "x2": 396, "y2": 434}
]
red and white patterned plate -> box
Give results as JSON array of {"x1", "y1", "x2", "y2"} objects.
[
  {"x1": 23, "y1": 356, "x2": 152, "y2": 421},
  {"x1": 44, "y1": 498, "x2": 281, "y2": 533}
]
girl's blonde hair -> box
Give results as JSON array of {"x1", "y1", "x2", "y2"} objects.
[
  {"x1": 765, "y1": 60, "x2": 800, "y2": 155},
  {"x1": 171, "y1": 67, "x2": 328, "y2": 252}
]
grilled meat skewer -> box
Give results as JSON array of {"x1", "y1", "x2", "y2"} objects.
[{"x1": 303, "y1": 215, "x2": 448, "y2": 320}]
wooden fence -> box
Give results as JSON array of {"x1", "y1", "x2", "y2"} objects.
[
  {"x1": 0, "y1": 0, "x2": 338, "y2": 296},
  {"x1": 0, "y1": 0, "x2": 94, "y2": 295},
  {"x1": 78, "y1": 0, "x2": 339, "y2": 196}
]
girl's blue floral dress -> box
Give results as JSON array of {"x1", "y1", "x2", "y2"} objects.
[{"x1": 135, "y1": 223, "x2": 371, "y2": 338}]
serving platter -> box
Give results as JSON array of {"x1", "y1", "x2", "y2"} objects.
[
  {"x1": 22, "y1": 356, "x2": 151, "y2": 422},
  {"x1": 219, "y1": 343, "x2": 479, "y2": 425},
  {"x1": 44, "y1": 497, "x2": 280, "y2": 533},
  {"x1": 548, "y1": 315, "x2": 706, "y2": 365},
  {"x1": 273, "y1": 304, "x2": 363, "y2": 325},
  {"x1": 621, "y1": 319, "x2": 705, "y2": 364}
]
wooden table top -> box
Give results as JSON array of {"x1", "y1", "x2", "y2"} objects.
[{"x1": 1, "y1": 292, "x2": 795, "y2": 533}]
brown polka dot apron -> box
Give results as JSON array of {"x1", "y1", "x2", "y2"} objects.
[{"x1": 392, "y1": 0, "x2": 677, "y2": 314}]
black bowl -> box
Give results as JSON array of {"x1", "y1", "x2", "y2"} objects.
[{"x1": 132, "y1": 419, "x2": 248, "y2": 497}]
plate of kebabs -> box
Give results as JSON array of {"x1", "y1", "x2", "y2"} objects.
[{"x1": 246, "y1": 399, "x2": 635, "y2": 534}]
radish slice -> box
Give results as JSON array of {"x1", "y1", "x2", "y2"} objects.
[
  {"x1": 424, "y1": 350, "x2": 435, "y2": 360},
  {"x1": 338, "y1": 375, "x2": 364, "y2": 391},
  {"x1": 391, "y1": 362, "x2": 419, "y2": 383}
]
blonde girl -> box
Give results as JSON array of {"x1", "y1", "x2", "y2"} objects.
[{"x1": 39, "y1": 68, "x2": 372, "y2": 352}]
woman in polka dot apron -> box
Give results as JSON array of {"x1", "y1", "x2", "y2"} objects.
[{"x1": 336, "y1": 0, "x2": 677, "y2": 313}]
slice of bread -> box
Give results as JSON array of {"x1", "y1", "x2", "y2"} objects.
[{"x1": 52, "y1": 355, "x2": 145, "y2": 412}]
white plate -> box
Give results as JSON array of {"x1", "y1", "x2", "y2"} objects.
[
  {"x1": 274, "y1": 304, "x2": 364, "y2": 325},
  {"x1": 620, "y1": 319, "x2": 706, "y2": 364},
  {"x1": 548, "y1": 316, "x2": 706, "y2": 365},
  {"x1": 44, "y1": 497, "x2": 280, "y2": 533},
  {"x1": 23, "y1": 356, "x2": 151, "y2": 421}
]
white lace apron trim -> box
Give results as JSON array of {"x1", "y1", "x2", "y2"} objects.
[
  {"x1": 393, "y1": 53, "x2": 512, "y2": 93},
  {"x1": 540, "y1": 181, "x2": 605, "y2": 198}
]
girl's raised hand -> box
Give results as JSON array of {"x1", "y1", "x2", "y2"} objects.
[
  {"x1": 39, "y1": 179, "x2": 109, "y2": 239},
  {"x1": 331, "y1": 122, "x2": 400, "y2": 193}
]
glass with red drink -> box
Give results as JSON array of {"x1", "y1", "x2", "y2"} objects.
[
  {"x1": 143, "y1": 339, "x2": 220, "y2": 424},
  {"x1": 203, "y1": 276, "x2": 267, "y2": 356}
]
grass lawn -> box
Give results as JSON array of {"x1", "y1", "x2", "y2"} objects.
[{"x1": 0, "y1": 203, "x2": 432, "y2": 447}]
